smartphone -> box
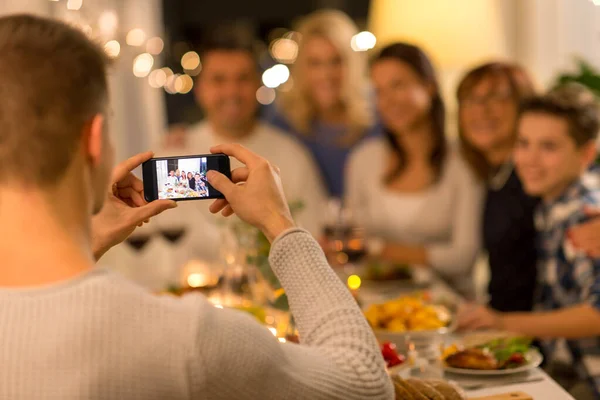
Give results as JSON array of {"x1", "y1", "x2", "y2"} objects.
[{"x1": 142, "y1": 153, "x2": 231, "y2": 202}]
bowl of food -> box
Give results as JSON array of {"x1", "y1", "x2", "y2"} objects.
[
  {"x1": 441, "y1": 336, "x2": 543, "y2": 376},
  {"x1": 364, "y1": 293, "x2": 455, "y2": 360}
]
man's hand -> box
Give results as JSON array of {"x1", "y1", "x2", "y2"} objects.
[
  {"x1": 568, "y1": 206, "x2": 600, "y2": 257},
  {"x1": 91, "y1": 151, "x2": 177, "y2": 260},
  {"x1": 206, "y1": 144, "x2": 295, "y2": 242},
  {"x1": 457, "y1": 303, "x2": 504, "y2": 331}
]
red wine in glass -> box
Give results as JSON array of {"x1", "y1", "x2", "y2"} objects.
[{"x1": 126, "y1": 234, "x2": 152, "y2": 251}]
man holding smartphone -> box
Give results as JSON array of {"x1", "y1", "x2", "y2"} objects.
[
  {"x1": 0, "y1": 15, "x2": 392, "y2": 400},
  {"x1": 152, "y1": 26, "x2": 328, "y2": 259}
]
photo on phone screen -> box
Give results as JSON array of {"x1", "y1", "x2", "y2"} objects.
[
  {"x1": 143, "y1": 154, "x2": 230, "y2": 202},
  {"x1": 156, "y1": 157, "x2": 210, "y2": 199}
]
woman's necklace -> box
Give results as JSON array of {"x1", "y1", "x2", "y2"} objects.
[{"x1": 488, "y1": 161, "x2": 514, "y2": 190}]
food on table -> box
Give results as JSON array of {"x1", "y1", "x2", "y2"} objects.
[
  {"x1": 381, "y1": 342, "x2": 406, "y2": 368},
  {"x1": 392, "y1": 376, "x2": 466, "y2": 400},
  {"x1": 364, "y1": 259, "x2": 412, "y2": 281},
  {"x1": 442, "y1": 337, "x2": 533, "y2": 370},
  {"x1": 364, "y1": 293, "x2": 452, "y2": 332},
  {"x1": 445, "y1": 348, "x2": 498, "y2": 370}
]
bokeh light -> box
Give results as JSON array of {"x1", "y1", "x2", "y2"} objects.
[
  {"x1": 126, "y1": 28, "x2": 146, "y2": 46},
  {"x1": 351, "y1": 31, "x2": 376, "y2": 52},
  {"x1": 270, "y1": 38, "x2": 299, "y2": 64},
  {"x1": 132, "y1": 53, "x2": 154, "y2": 78},
  {"x1": 66, "y1": 0, "x2": 82, "y2": 10},
  {"x1": 175, "y1": 74, "x2": 194, "y2": 94},
  {"x1": 347, "y1": 274, "x2": 362, "y2": 290},
  {"x1": 103, "y1": 40, "x2": 120, "y2": 58},
  {"x1": 164, "y1": 74, "x2": 179, "y2": 94},
  {"x1": 146, "y1": 37, "x2": 164, "y2": 55},
  {"x1": 148, "y1": 69, "x2": 167, "y2": 88},
  {"x1": 181, "y1": 51, "x2": 201, "y2": 71},
  {"x1": 98, "y1": 10, "x2": 118, "y2": 37},
  {"x1": 256, "y1": 86, "x2": 276, "y2": 105},
  {"x1": 262, "y1": 64, "x2": 290, "y2": 89}
]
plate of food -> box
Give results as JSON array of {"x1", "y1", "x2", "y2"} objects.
[
  {"x1": 442, "y1": 336, "x2": 543, "y2": 376},
  {"x1": 364, "y1": 293, "x2": 455, "y2": 346}
]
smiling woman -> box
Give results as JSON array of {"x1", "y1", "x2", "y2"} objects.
[{"x1": 266, "y1": 9, "x2": 376, "y2": 198}]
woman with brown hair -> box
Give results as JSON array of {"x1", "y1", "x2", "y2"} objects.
[
  {"x1": 457, "y1": 62, "x2": 600, "y2": 312},
  {"x1": 457, "y1": 62, "x2": 538, "y2": 312},
  {"x1": 346, "y1": 43, "x2": 483, "y2": 298}
]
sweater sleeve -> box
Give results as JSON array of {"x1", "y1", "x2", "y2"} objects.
[
  {"x1": 427, "y1": 153, "x2": 484, "y2": 276},
  {"x1": 187, "y1": 229, "x2": 393, "y2": 400}
]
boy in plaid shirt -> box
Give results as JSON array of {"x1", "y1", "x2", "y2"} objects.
[{"x1": 459, "y1": 84, "x2": 600, "y2": 399}]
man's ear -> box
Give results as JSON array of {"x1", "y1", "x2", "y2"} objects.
[
  {"x1": 84, "y1": 114, "x2": 105, "y2": 167},
  {"x1": 580, "y1": 139, "x2": 598, "y2": 170}
]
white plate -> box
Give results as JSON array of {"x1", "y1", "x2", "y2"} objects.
[{"x1": 443, "y1": 349, "x2": 543, "y2": 376}]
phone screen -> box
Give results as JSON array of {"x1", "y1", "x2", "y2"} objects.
[{"x1": 142, "y1": 154, "x2": 231, "y2": 202}]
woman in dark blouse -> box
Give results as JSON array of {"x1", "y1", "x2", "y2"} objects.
[
  {"x1": 457, "y1": 63, "x2": 538, "y2": 312},
  {"x1": 457, "y1": 62, "x2": 600, "y2": 312}
]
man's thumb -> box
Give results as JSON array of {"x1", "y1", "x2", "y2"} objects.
[{"x1": 207, "y1": 170, "x2": 235, "y2": 198}]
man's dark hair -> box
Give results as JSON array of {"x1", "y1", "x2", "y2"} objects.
[
  {"x1": 0, "y1": 14, "x2": 110, "y2": 185},
  {"x1": 197, "y1": 23, "x2": 259, "y2": 69},
  {"x1": 520, "y1": 83, "x2": 600, "y2": 146}
]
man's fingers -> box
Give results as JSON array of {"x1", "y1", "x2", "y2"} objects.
[
  {"x1": 116, "y1": 172, "x2": 145, "y2": 193},
  {"x1": 118, "y1": 187, "x2": 146, "y2": 207},
  {"x1": 112, "y1": 151, "x2": 154, "y2": 183},
  {"x1": 231, "y1": 167, "x2": 249, "y2": 183},
  {"x1": 221, "y1": 205, "x2": 234, "y2": 217},
  {"x1": 131, "y1": 200, "x2": 177, "y2": 225},
  {"x1": 209, "y1": 198, "x2": 229, "y2": 214},
  {"x1": 207, "y1": 170, "x2": 236, "y2": 198},
  {"x1": 583, "y1": 205, "x2": 600, "y2": 217},
  {"x1": 209, "y1": 144, "x2": 261, "y2": 168}
]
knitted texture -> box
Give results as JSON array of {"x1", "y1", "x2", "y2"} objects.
[{"x1": 0, "y1": 229, "x2": 393, "y2": 399}]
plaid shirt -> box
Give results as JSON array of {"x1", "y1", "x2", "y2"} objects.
[{"x1": 535, "y1": 180, "x2": 600, "y2": 397}]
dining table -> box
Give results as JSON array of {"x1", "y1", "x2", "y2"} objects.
[{"x1": 349, "y1": 266, "x2": 576, "y2": 400}]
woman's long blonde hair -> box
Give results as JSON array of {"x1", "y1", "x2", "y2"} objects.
[{"x1": 278, "y1": 9, "x2": 373, "y2": 145}]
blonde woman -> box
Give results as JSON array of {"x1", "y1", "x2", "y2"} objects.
[{"x1": 267, "y1": 9, "x2": 377, "y2": 198}]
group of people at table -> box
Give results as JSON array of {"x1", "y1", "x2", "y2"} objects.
[{"x1": 1, "y1": 9, "x2": 599, "y2": 400}]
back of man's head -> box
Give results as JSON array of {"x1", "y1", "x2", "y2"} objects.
[{"x1": 0, "y1": 14, "x2": 109, "y2": 186}]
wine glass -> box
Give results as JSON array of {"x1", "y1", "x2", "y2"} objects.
[{"x1": 154, "y1": 207, "x2": 190, "y2": 290}]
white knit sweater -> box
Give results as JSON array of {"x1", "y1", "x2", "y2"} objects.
[{"x1": 0, "y1": 229, "x2": 393, "y2": 399}]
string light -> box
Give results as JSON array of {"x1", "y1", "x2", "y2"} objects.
[
  {"x1": 148, "y1": 69, "x2": 167, "y2": 88},
  {"x1": 270, "y1": 38, "x2": 298, "y2": 64},
  {"x1": 181, "y1": 51, "x2": 200, "y2": 71},
  {"x1": 351, "y1": 31, "x2": 376, "y2": 52},
  {"x1": 66, "y1": 0, "x2": 83, "y2": 10},
  {"x1": 146, "y1": 37, "x2": 164, "y2": 55},
  {"x1": 262, "y1": 64, "x2": 289, "y2": 88},
  {"x1": 132, "y1": 53, "x2": 154, "y2": 78},
  {"x1": 256, "y1": 86, "x2": 276, "y2": 105},
  {"x1": 98, "y1": 10, "x2": 118, "y2": 37},
  {"x1": 175, "y1": 74, "x2": 194, "y2": 94},
  {"x1": 164, "y1": 74, "x2": 179, "y2": 94},
  {"x1": 104, "y1": 40, "x2": 120, "y2": 58},
  {"x1": 126, "y1": 28, "x2": 146, "y2": 46}
]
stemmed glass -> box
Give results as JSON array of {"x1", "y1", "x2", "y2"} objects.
[{"x1": 154, "y1": 207, "x2": 190, "y2": 290}]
